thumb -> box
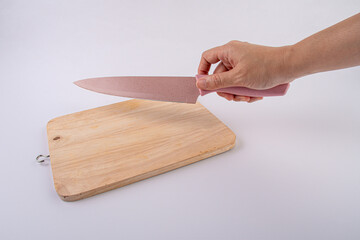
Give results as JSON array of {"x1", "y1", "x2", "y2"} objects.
[{"x1": 196, "y1": 71, "x2": 234, "y2": 90}]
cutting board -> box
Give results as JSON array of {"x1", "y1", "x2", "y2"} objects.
[{"x1": 47, "y1": 99, "x2": 236, "y2": 201}]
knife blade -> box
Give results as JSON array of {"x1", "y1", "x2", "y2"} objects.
[{"x1": 74, "y1": 75, "x2": 290, "y2": 104}]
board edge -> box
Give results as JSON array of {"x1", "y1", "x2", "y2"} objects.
[{"x1": 56, "y1": 135, "x2": 236, "y2": 202}]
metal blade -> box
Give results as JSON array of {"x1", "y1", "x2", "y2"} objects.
[{"x1": 74, "y1": 76, "x2": 200, "y2": 104}]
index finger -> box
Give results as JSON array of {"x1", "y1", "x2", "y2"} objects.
[{"x1": 198, "y1": 46, "x2": 225, "y2": 75}]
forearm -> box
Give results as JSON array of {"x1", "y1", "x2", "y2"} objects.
[{"x1": 286, "y1": 13, "x2": 360, "y2": 80}]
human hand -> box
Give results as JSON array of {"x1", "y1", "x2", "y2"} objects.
[{"x1": 197, "y1": 41, "x2": 293, "y2": 102}]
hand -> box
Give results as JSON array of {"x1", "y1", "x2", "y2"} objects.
[{"x1": 197, "y1": 41, "x2": 293, "y2": 103}]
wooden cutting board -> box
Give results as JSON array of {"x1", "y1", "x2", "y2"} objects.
[{"x1": 47, "y1": 99, "x2": 236, "y2": 201}]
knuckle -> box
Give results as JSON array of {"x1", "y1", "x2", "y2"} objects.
[
  {"x1": 202, "y1": 46, "x2": 217, "y2": 59},
  {"x1": 227, "y1": 40, "x2": 248, "y2": 52},
  {"x1": 202, "y1": 49, "x2": 212, "y2": 57},
  {"x1": 228, "y1": 40, "x2": 238, "y2": 45},
  {"x1": 225, "y1": 42, "x2": 234, "y2": 51},
  {"x1": 227, "y1": 40, "x2": 241, "y2": 47},
  {"x1": 211, "y1": 74, "x2": 223, "y2": 88},
  {"x1": 225, "y1": 40, "x2": 241, "y2": 53}
]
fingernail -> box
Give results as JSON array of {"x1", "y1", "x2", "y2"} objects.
[{"x1": 197, "y1": 78, "x2": 207, "y2": 89}]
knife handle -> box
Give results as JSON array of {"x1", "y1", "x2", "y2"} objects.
[{"x1": 195, "y1": 75, "x2": 290, "y2": 97}]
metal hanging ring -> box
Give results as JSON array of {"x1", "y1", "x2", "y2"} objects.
[{"x1": 36, "y1": 154, "x2": 50, "y2": 163}]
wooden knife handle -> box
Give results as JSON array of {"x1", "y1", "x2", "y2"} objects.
[{"x1": 196, "y1": 75, "x2": 290, "y2": 97}]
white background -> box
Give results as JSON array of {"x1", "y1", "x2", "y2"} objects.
[{"x1": 1, "y1": 0, "x2": 360, "y2": 239}]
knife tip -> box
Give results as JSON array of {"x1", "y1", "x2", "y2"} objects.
[{"x1": 73, "y1": 80, "x2": 81, "y2": 87}]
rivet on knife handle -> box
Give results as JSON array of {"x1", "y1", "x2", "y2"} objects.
[{"x1": 195, "y1": 75, "x2": 290, "y2": 97}]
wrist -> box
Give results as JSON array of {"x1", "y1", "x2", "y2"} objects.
[
  {"x1": 269, "y1": 45, "x2": 299, "y2": 86},
  {"x1": 282, "y1": 44, "x2": 310, "y2": 81}
]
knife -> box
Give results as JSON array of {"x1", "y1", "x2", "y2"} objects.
[{"x1": 74, "y1": 75, "x2": 290, "y2": 104}]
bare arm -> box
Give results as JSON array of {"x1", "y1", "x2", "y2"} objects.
[
  {"x1": 197, "y1": 13, "x2": 360, "y2": 102},
  {"x1": 288, "y1": 13, "x2": 360, "y2": 79}
]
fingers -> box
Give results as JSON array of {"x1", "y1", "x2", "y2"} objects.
[
  {"x1": 196, "y1": 70, "x2": 235, "y2": 90},
  {"x1": 213, "y1": 62, "x2": 228, "y2": 74},
  {"x1": 233, "y1": 95, "x2": 251, "y2": 102},
  {"x1": 217, "y1": 92, "x2": 263, "y2": 103},
  {"x1": 217, "y1": 92, "x2": 234, "y2": 101},
  {"x1": 248, "y1": 97, "x2": 263, "y2": 103},
  {"x1": 199, "y1": 62, "x2": 228, "y2": 90},
  {"x1": 234, "y1": 96, "x2": 263, "y2": 103},
  {"x1": 198, "y1": 46, "x2": 225, "y2": 75},
  {"x1": 197, "y1": 44, "x2": 238, "y2": 90}
]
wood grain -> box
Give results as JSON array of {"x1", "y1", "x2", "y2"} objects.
[{"x1": 47, "y1": 99, "x2": 236, "y2": 201}]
